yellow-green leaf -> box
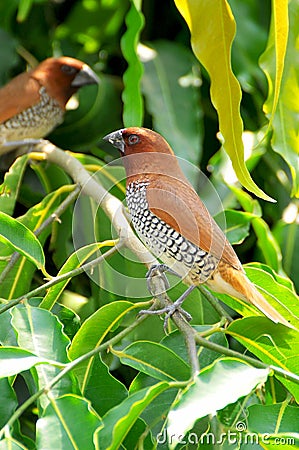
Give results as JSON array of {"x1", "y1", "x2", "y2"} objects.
[
  {"x1": 174, "y1": 0, "x2": 274, "y2": 201},
  {"x1": 260, "y1": 0, "x2": 299, "y2": 197},
  {"x1": 262, "y1": 0, "x2": 289, "y2": 127}
]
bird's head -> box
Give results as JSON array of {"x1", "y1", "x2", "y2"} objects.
[
  {"x1": 103, "y1": 127, "x2": 174, "y2": 157},
  {"x1": 30, "y1": 57, "x2": 99, "y2": 107},
  {"x1": 104, "y1": 127, "x2": 186, "y2": 183}
]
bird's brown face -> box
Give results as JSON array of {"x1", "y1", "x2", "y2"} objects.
[
  {"x1": 103, "y1": 127, "x2": 173, "y2": 157},
  {"x1": 103, "y1": 127, "x2": 186, "y2": 184},
  {"x1": 31, "y1": 57, "x2": 99, "y2": 107}
]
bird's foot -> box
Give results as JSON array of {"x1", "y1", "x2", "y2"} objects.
[{"x1": 141, "y1": 265, "x2": 196, "y2": 331}]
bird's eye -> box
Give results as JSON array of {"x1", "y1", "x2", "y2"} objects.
[
  {"x1": 128, "y1": 134, "x2": 140, "y2": 145},
  {"x1": 60, "y1": 64, "x2": 77, "y2": 75}
]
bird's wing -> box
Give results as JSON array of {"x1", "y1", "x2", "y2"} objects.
[
  {"x1": 146, "y1": 175, "x2": 241, "y2": 269},
  {"x1": 0, "y1": 73, "x2": 41, "y2": 124}
]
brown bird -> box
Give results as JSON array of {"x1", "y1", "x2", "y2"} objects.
[
  {"x1": 0, "y1": 56, "x2": 99, "y2": 154},
  {"x1": 104, "y1": 127, "x2": 294, "y2": 328}
]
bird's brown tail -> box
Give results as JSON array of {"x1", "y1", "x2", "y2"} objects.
[{"x1": 209, "y1": 263, "x2": 294, "y2": 329}]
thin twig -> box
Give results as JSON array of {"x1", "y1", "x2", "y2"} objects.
[
  {"x1": 198, "y1": 285, "x2": 234, "y2": 322},
  {"x1": 0, "y1": 242, "x2": 122, "y2": 314}
]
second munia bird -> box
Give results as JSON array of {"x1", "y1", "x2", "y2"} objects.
[
  {"x1": 104, "y1": 127, "x2": 293, "y2": 328},
  {"x1": 0, "y1": 56, "x2": 99, "y2": 154}
]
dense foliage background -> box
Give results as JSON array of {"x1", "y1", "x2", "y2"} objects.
[{"x1": 0, "y1": 0, "x2": 298, "y2": 448}]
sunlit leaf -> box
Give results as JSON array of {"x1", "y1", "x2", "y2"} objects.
[
  {"x1": 0, "y1": 347, "x2": 47, "y2": 378},
  {"x1": 174, "y1": 0, "x2": 273, "y2": 201},
  {"x1": 167, "y1": 358, "x2": 269, "y2": 448},
  {"x1": 260, "y1": 0, "x2": 299, "y2": 196}
]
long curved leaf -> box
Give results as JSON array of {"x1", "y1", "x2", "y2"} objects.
[{"x1": 174, "y1": 0, "x2": 273, "y2": 201}]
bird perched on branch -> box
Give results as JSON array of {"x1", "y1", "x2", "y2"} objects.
[
  {"x1": 0, "y1": 56, "x2": 99, "y2": 155},
  {"x1": 104, "y1": 127, "x2": 293, "y2": 328}
]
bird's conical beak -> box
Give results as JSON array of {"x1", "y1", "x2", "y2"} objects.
[
  {"x1": 71, "y1": 64, "x2": 99, "y2": 87},
  {"x1": 103, "y1": 129, "x2": 125, "y2": 154}
]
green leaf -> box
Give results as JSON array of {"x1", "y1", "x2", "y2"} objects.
[
  {"x1": 227, "y1": 317, "x2": 299, "y2": 401},
  {"x1": 0, "y1": 378, "x2": 18, "y2": 428},
  {"x1": 166, "y1": 358, "x2": 269, "y2": 448},
  {"x1": 95, "y1": 382, "x2": 170, "y2": 450},
  {"x1": 0, "y1": 347, "x2": 47, "y2": 378},
  {"x1": 261, "y1": 0, "x2": 289, "y2": 125},
  {"x1": 252, "y1": 217, "x2": 282, "y2": 271},
  {"x1": 248, "y1": 402, "x2": 299, "y2": 436},
  {"x1": 53, "y1": 0, "x2": 127, "y2": 54},
  {"x1": 0, "y1": 211, "x2": 45, "y2": 270},
  {"x1": 174, "y1": 0, "x2": 273, "y2": 201},
  {"x1": 11, "y1": 304, "x2": 75, "y2": 409},
  {"x1": 0, "y1": 187, "x2": 69, "y2": 299},
  {"x1": 228, "y1": 186, "x2": 282, "y2": 269},
  {"x1": 246, "y1": 262, "x2": 296, "y2": 291},
  {"x1": 129, "y1": 372, "x2": 178, "y2": 434},
  {"x1": 121, "y1": 0, "x2": 144, "y2": 126},
  {"x1": 0, "y1": 310, "x2": 17, "y2": 346},
  {"x1": 115, "y1": 341, "x2": 191, "y2": 381},
  {"x1": 228, "y1": 184, "x2": 262, "y2": 216},
  {"x1": 214, "y1": 209, "x2": 252, "y2": 244},
  {"x1": 140, "y1": 40, "x2": 203, "y2": 181},
  {"x1": 0, "y1": 155, "x2": 28, "y2": 215},
  {"x1": 273, "y1": 219, "x2": 299, "y2": 292},
  {"x1": 260, "y1": 0, "x2": 299, "y2": 196},
  {"x1": 247, "y1": 403, "x2": 299, "y2": 448},
  {"x1": 17, "y1": 0, "x2": 34, "y2": 22},
  {"x1": 83, "y1": 355, "x2": 128, "y2": 417},
  {"x1": 68, "y1": 301, "x2": 139, "y2": 389},
  {"x1": 36, "y1": 394, "x2": 102, "y2": 450}
]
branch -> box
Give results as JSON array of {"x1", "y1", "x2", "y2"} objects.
[{"x1": 0, "y1": 243, "x2": 120, "y2": 314}]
